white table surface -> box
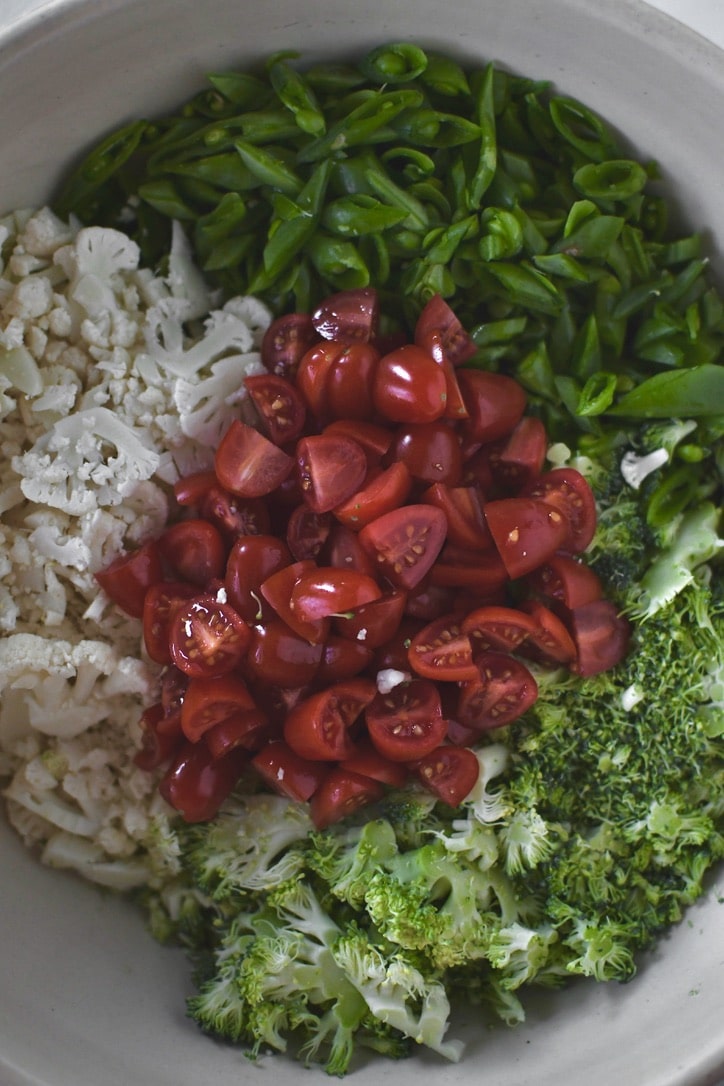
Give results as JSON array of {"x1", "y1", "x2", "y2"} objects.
[{"x1": 1, "y1": 0, "x2": 724, "y2": 50}]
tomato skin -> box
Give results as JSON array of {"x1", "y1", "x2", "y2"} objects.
[
  {"x1": 323, "y1": 523, "x2": 378, "y2": 580},
  {"x1": 414, "y1": 293, "x2": 477, "y2": 367},
  {"x1": 392, "y1": 421, "x2": 463, "y2": 486},
  {"x1": 334, "y1": 589, "x2": 407, "y2": 649},
  {"x1": 340, "y1": 740, "x2": 410, "y2": 788},
  {"x1": 312, "y1": 287, "x2": 379, "y2": 344},
  {"x1": 323, "y1": 419, "x2": 392, "y2": 465},
  {"x1": 429, "y1": 545, "x2": 509, "y2": 594},
  {"x1": 243, "y1": 619, "x2": 324, "y2": 688},
  {"x1": 373, "y1": 344, "x2": 448, "y2": 424},
  {"x1": 568, "y1": 599, "x2": 630, "y2": 676},
  {"x1": 215, "y1": 419, "x2": 294, "y2": 498},
  {"x1": 251, "y1": 740, "x2": 330, "y2": 802},
  {"x1": 261, "y1": 312, "x2": 319, "y2": 379},
  {"x1": 296, "y1": 433, "x2": 368, "y2": 514},
  {"x1": 422, "y1": 483, "x2": 491, "y2": 550},
  {"x1": 284, "y1": 678, "x2": 376, "y2": 761},
  {"x1": 296, "y1": 340, "x2": 347, "y2": 420},
  {"x1": 407, "y1": 614, "x2": 478, "y2": 682},
  {"x1": 522, "y1": 467, "x2": 597, "y2": 554},
  {"x1": 416, "y1": 745, "x2": 480, "y2": 806},
  {"x1": 457, "y1": 651, "x2": 538, "y2": 730},
  {"x1": 333, "y1": 461, "x2": 412, "y2": 530},
  {"x1": 358, "y1": 505, "x2": 447, "y2": 590},
  {"x1": 95, "y1": 540, "x2": 163, "y2": 618},
  {"x1": 244, "y1": 372, "x2": 307, "y2": 445},
  {"x1": 173, "y1": 470, "x2": 219, "y2": 507},
  {"x1": 365, "y1": 678, "x2": 446, "y2": 762},
  {"x1": 309, "y1": 768, "x2": 384, "y2": 830},
  {"x1": 180, "y1": 672, "x2": 256, "y2": 742},
  {"x1": 495, "y1": 416, "x2": 548, "y2": 492},
  {"x1": 260, "y1": 560, "x2": 330, "y2": 644},
  {"x1": 133, "y1": 704, "x2": 183, "y2": 771},
  {"x1": 325, "y1": 343, "x2": 380, "y2": 421},
  {"x1": 314, "y1": 634, "x2": 375, "y2": 686},
  {"x1": 225, "y1": 534, "x2": 291, "y2": 623},
  {"x1": 457, "y1": 369, "x2": 527, "y2": 446},
  {"x1": 484, "y1": 497, "x2": 570, "y2": 579},
  {"x1": 290, "y1": 566, "x2": 382, "y2": 622},
  {"x1": 159, "y1": 741, "x2": 247, "y2": 822},
  {"x1": 525, "y1": 554, "x2": 604, "y2": 611},
  {"x1": 204, "y1": 708, "x2": 272, "y2": 759},
  {"x1": 168, "y1": 594, "x2": 252, "y2": 679},
  {"x1": 200, "y1": 488, "x2": 271, "y2": 541},
  {"x1": 142, "y1": 580, "x2": 198, "y2": 664},
  {"x1": 160, "y1": 518, "x2": 227, "y2": 588}
]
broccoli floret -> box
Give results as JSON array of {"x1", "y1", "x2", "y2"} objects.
[{"x1": 307, "y1": 818, "x2": 400, "y2": 909}]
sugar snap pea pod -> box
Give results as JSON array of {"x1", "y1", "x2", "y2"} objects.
[
  {"x1": 407, "y1": 181, "x2": 452, "y2": 220},
  {"x1": 549, "y1": 96, "x2": 619, "y2": 163},
  {"x1": 303, "y1": 62, "x2": 367, "y2": 93},
  {"x1": 252, "y1": 159, "x2": 333, "y2": 289},
  {"x1": 479, "y1": 208, "x2": 524, "y2": 261},
  {"x1": 167, "y1": 152, "x2": 261, "y2": 191},
  {"x1": 366, "y1": 167, "x2": 429, "y2": 231},
  {"x1": 359, "y1": 42, "x2": 428, "y2": 84},
  {"x1": 573, "y1": 159, "x2": 649, "y2": 202},
  {"x1": 569, "y1": 314, "x2": 602, "y2": 380},
  {"x1": 419, "y1": 52, "x2": 470, "y2": 97},
  {"x1": 514, "y1": 341, "x2": 557, "y2": 399},
  {"x1": 207, "y1": 72, "x2": 273, "y2": 108},
  {"x1": 321, "y1": 194, "x2": 407, "y2": 236},
  {"x1": 486, "y1": 261, "x2": 563, "y2": 315},
  {"x1": 534, "y1": 252, "x2": 594, "y2": 283},
  {"x1": 307, "y1": 234, "x2": 370, "y2": 289},
  {"x1": 467, "y1": 63, "x2": 497, "y2": 210},
  {"x1": 194, "y1": 192, "x2": 247, "y2": 250},
  {"x1": 658, "y1": 258, "x2": 709, "y2": 307},
  {"x1": 391, "y1": 110, "x2": 480, "y2": 147},
  {"x1": 654, "y1": 233, "x2": 703, "y2": 267},
  {"x1": 380, "y1": 146, "x2": 436, "y2": 181},
  {"x1": 576, "y1": 371, "x2": 619, "y2": 416},
  {"x1": 423, "y1": 215, "x2": 477, "y2": 265},
  {"x1": 553, "y1": 214, "x2": 624, "y2": 260},
  {"x1": 267, "y1": 52, "x2": 326, "y2": 136},
  {"x1": 297, "y1": 89, "x2": 424, "y2": 163},
  {"x1": 233, "y1": 140, "x2": 303, "y2": 195},
  {"x1": 607, "y1": 363, "x2": 724, "y2": 417},
  {"x1": 646, "y1": 464, "x2": 705, "y2": 526},
  {"x1": 55, "y1": 119, "x2": 149, "y2": 216},
  {"x1": 137, "y1": 179, "x2": 197, "y2": 220},
  {"x1": 203, "y1": 232, "x2": 257, "y2": 272}
]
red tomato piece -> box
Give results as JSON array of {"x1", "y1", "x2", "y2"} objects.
[
  {"x1": 168, "y1": 593, "x2": 251, "y2": 679},
  {"x1": 358, "y1": 505, "x2": 447, "y2": 590},
  {"x1": 457, "y1": 369, "x2": 527, "y2": 446},
  {"x1": 422, "y1": 483, "x2": 491, "y2": 550},
  {"x1": 415, "y1": 745, "x2": 480, "y2": 806},
  {"x1": 290, "y1": 566, "x2": 382, "y2": 622},
  {"x1": 323, "y1": 419, "x2": 393, "y2": 465},
  {"x1": 525, "y1": 553, "x2": 604, "y2": 610},
  {"x1": 133, "y1": 704, "x2": 183, "y2": 771},
  {"x1": 333, "y1": 461, "x2": 412, "y2": 530},
  {"x1": 142, "y1": 580, "x2": 198, "y2": 664},
  {"x1": 160, "y1": 667, "x2": 188, "y2": 715},
  {"x1": 243, "y1": 619, "x2": 324, "y2": 688},
  {"x1": 311, "y1": 287, "x2": 379, "y2": 343},
  {"x1": 461, "y1": 604, "x2": 539, "y2": 655},
  {"x1": 180, "y1": 672, "x2": 256, "y2": 742},
  {"x1": 519, "y1": 599, "x2": 577, "y2": 665},
  {"x1": 200, "y1": 487, "x2": 271, "y2": 541},
  {"x1": 325, "y1": 342, "x2": 380, "y2": 421},
  {"x1": 173, "y1": 469, "x2": 219, "y2": 507},
  {"x1": 392, "y1": 420, "x2": 463, "y2": 486},
  {"x1": 340, "y1": 740, "x2": 409, "y2": 788},
  {"x1": 296, "y1": 340, "x2": 347, "y2": 419},
  {"x1": 224, "y1": 534, "x2": 291, "y2": 623},
  {"x1": 495, "y1": 416, "x2": 548, "y2": 492},
  {"x1": 260, "y1": 560, "x2": 330, "y2": 644},
  {"x1": 522, "y1": 467, "x2": 598, "y2": 553},
  {"x1": 261, "y1": 312, "x2": 319, "y2": 379},
  {"x1": 371, "y1": 617, "x2": 425, "y2": 672},
  {"x1": 215, "y1": 419, "x2": 294, "y2": 498},
  {"x1": 323, "y1": 523, "x2": 378, "y2": 580},
  {"x1": 296, "y1": 433, "x2": 367, "y2": 514},
  {"x1": 365, "y1": 678, "x2": 446, "y2": 762},
  {"x1": 429, "y1": 545, "x2": 509, "y2": 594},
  {"x1": 407, "y1": 614, "x2": 478, "y2": 682},
  {"x1": 309, "y1": 768, "x2": 384, "y2": 830},
  {"x1": 160, "y1": 518, "x2": 227, "y2": 588},
  {"x1": 284, "y1": 678, "x2": 377, "y2": 761},
  {"x1": 244, "y1": 372, "x2": 306, "y2": 445},
  {"x1": 334, "y1": 589, "x2": 407, "y2": 649},
  {"x1": 95, "y1": 540, "x2": 163, "y2": 618},
  {"x1": 286, "y1": 505, "x2": 332, "y2": 562},
  {"x1": 373, "y1": 343, "x2": 448, "y2": 424},
  {"x1": 414, "y1": 293, "x2": 477, "y2": 367},
  {"x1": 457, "y1": 652, "x2": 538, "y2": 730},
  {"x1": 568, "y1": 599, "x2": 630, "y2": 677},
  {"x1": 484, "y1": 497, "x2": 570, "y2": 579},
  {"x1": 314, "y1": 634, "x2": 375, "y2": 685},
  {"x1": 204, "y1": 708, "x2": 271, "y2": 759},
  {"x1": 251, "y1": 740, "x2": 330, "y2": 802},
  {"x1": 159, "y1": 741, "x2": 247, "y2": 822}
]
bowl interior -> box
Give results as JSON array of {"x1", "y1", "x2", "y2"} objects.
[{"x1": 1, "y1": 2, "x2": 723, "y2": 1085}]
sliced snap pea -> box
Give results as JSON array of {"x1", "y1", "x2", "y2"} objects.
[
  {"x1": 267, "y1": 52, "x2": 326, "y2": 136},
  {"x1": 607, "y1": 363, "x2": 724, "y2": 417},
  {"x1": 359, "y1": 42, "x2": 428, "y2": 84}
]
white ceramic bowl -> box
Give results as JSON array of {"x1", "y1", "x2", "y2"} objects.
[{"x1": 1, "y1": 2, "x2": 723, "y2": 1085}]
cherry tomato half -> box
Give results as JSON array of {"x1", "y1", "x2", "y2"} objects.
[
  {"x1": 522, "y1": 467, "x2": 597, "y2": 553},
  {"x1": 311, "y1": 287, "x2": 379, "y2": 344},
  {"x1": 365, "y1": 678, "x2": 446, "y2": 762},
  {"x1": 457, "y1": 369, "x2": 527, "y2": 446},
  {"x1": 142, "y1": 580, "x2": 198, "y2": 664},
  {"x1": 373, "y1": 343, "x2": 448, "y2": 424},
  {"x1": 415, "y1": 745, "x2": 480, "y2": 806},
  {"x1": 296, "y1": 433, "x2": 367, "y2": 514},
  {"x1": 180, "y1": 672, "x2": 256, "y2": 742},
  {"x1": 224, "y1": 534, "x2": 291, "y2": 622},
  {"x1": 414, "y1": 293, "x2": 477, "y2": 367},
  {"x1": 456, "y1": 652, "x2": 538, "y2": 731},
  {"x1": 95, "y1": 540, "x2": 163, "y2": 618},
  {"x1": 214, "y1": 419, "x2": 294, "y2": 498},
  {"x1": 359, "y1": 505, "x2": 447, "y2": 590},
  {"x1": 568, "y1": 599, "x2": 630, "y2": 676},
  {"x1": 392, "y1": 421, "x2": 463, "y2": 485},
  {"x1": 133, "y1": 704, "x2": 183, "y2": 771},
  {"x1": 484, "y1": 497, "x2": 570, "y2": 579},
  {"x1": 333, "y1": 461, "x2": 412, "y2": 530},
  {"x1": 168, "y1": 593, "x2": 251, "y2": 678},
  {"x1": 309, "y1": 768, "x2": 384, "y2": 830},
  {"x1": 525, "y1": 553, "x2": 604, "y2": 610},
  {"x1": 284, "y1": 678, "x2": 376, "y2": 761},
  {"x1": 261, "y1": 311, "x2": 319, "y2": 379},
  {"x1": 160, "y1": 518, "x2": 227, "y2": 588},
  {"x1": 244, "y1": 372, "x2": 306, "y2": 445},
  {"x1": 407, "y1": 614, "x2": 478, "y2": 682},
  {"x1": 251, "y1": 740, "x2": 330, "y2": 802},
  {"x1": 290, "y1": 566, "x2": 382, "y2": 622},
  {"x1": 243, "y1": 619, "x2": 324, "y2": 688},
  {"x1": 159, "y1": 741, "x2": 247, "y2": 822}
]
